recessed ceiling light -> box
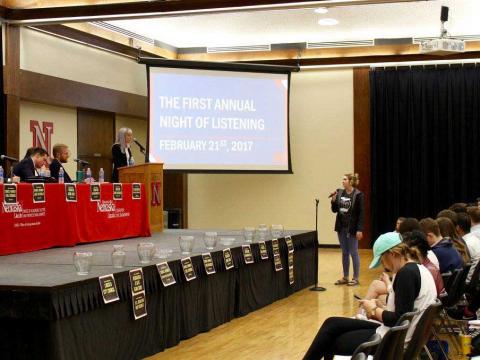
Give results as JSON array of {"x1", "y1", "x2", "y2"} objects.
[
  {"x1": 318, "y1": 18, "x2": 339, "y2": 26},
  {"x1": 314, "y1": 7, "x2": 328, "y2": 14}
]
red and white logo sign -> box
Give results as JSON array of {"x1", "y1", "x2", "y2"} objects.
[
  {"x1": 151, "y1": 182, "x2": 161, "y2": 207},
  {"x1": 30, "y1": 120, "x2": 54, "y2": 154}
]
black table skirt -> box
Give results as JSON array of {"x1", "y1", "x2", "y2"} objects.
[{"x1": 0, "y1": 231, "x2": 316, "y2": 360}]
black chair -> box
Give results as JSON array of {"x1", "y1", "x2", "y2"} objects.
[
  {"x1": 403, "y1": 300, "x2": 443, "y2": 360},
  {"x1": 466, "y1": 260, "x2": 480, "y2": 295},
  {"x1": 372, "y1": 320, "x2": 410, "y2": 360},
  {"x1": 349, "y1": 333, "x2": 382, "y2": 359}
]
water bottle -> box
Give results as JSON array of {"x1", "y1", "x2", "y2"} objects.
[
  {"x1": 58, "y1": 167, "x2": 64, "y2": 184},
  {"x1": 98, "y1": 168, "x2": 104, "y2": 183},
  {"x1": 129, "y1": 156, "x2": 135, "y2": 166},
  {"x1": 0, "y1": 166, "x2": 4, "y2": 184},
  {"x1": 86, "y1": 167, "x2": 92, "y2": 183}
]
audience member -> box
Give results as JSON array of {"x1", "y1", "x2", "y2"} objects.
[
  {"x1": 450, "y1": 203, "x2": 468, "y2": 213},
  {"x1": 395, "y1": 217, "x2": 405, "y2": 232},
  {"x1": 12, "y1": 147, "x2": 48, "y2": 181},
  {"x1": 420, "y1": 218, "x2": 463, "y2": 273},
  {"x1": 437, "y1": 217, "x2": 470, "y2": 264},
  {"x1": 458, "y1": 211, "x2": 480, "y2": 283},
  {"x1": 303, "y1": 232, "x2": 436, "y2": 360},
  {"x1": 49, "y1": 144, "x2": 73, "y2": 183},
  {"x1": 437, "y1": 209, "x2": 458, "y2": 226},
  {"x1": 398, "y1": 217, "x2": 439, "y2": 268}
]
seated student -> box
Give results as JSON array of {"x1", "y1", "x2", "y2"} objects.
[
  {"x1": 303, "y1": 232, "x2": 437, "y2": 360},
  {"x1": 49, "y1": 143, "x2": 73, "y2": 183},
  {"x1": 457, "y1": 211, "x2": 480, "y2": 283},
  {"x1": 12, "y1": 147, "x2": 48, "y2": 181},
  {"x1": 419, "y1": 218, "x2": 463, "y2": 274},
  {"x1": 436, "y1": 217, "x2": 470, "y2": 264},
  {"x1": 450, "y1": 203, "x2": 468, "y2": 214},
  {"x1": 395, "y1": 217, "x2": 405, "y2": 232},
  {"x1": 402, "y1": 231, "x2": 445, "y2": 296},
  {"x1": 398, "y1": 217, "x2": 439, "y2": 269}
]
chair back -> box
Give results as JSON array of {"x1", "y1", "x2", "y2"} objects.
[
  {"x1": 395, "y1": 310, "x2": 419, "y2": 326},
  {"x1": 442, "y1": 264, "x2": 470, "y2": 307},
  {"x1": 350, "y1": 333, "x2": 381, "y2": 359},
  {"x1": 467, "y1": 260, "x2": 480, "y2": 294},
  {"x1": 403, "y1": 300, "x2": 443, "y2": 360},
  {"x1": 373, "y1": 320, "x2": 410, "y2": 360}
]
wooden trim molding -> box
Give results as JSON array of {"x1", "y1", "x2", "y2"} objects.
[
  {"x1": 15, "y1": 69, "x2": 147, "y2": 118},
  {"x1": 353, "y1": 67, "x2": 371, "y2": 248}
]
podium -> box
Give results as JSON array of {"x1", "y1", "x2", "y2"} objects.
[{"x1": 118, "y1": 163, "x2": 164, "y2": 232}]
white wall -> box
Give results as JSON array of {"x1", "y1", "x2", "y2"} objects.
[
  {"x1": 20, "y1": 27, "x2": 147, "y2": 96},
  {"x1": 188, "y1": 69, "x2": 354, "y2": 245},
  {"x1": 19, "y1": 101, "x2": 78, "y2": 177}
]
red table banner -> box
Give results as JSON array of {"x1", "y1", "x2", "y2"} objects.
[{"x1": 0, "y1": 183, "x2": 151, "y2": 255}]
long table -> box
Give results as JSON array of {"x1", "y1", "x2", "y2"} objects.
[
  {"x1": 0, "y1": 230, "x2": 317, "y2": 359},
  {"x1": 0, "y1": 183, "x2": 151, "y2": 255}
]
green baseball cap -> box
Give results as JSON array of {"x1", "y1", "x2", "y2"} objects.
[{"x1": 369, "y1": 232, "x2": 402, "y2": 269}]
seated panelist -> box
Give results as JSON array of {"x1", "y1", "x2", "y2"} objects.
[
  {"x1": 50, "y1": 143, "x2": 73, "y2": 183},
  {"x1": 12, "y1": 147, "x2": 49, "y2": 181}
]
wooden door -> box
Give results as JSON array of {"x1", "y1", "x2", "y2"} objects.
[{"x1": 77, "y1": 109, "x2": 114, "y2": 181}]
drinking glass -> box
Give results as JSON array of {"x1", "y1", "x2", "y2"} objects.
[
  {"x1": 137, "y1": 242, "x2": 155, "y2": 264},
  {"x1": 244, "y1": 227, "x2": 255, "y2": 243},
  {"x1": 271, "y1": 224, "x2": 284, "y2": 238},
  {"x1": 179, "y1": 235, "x2": 195, "y2": 254},
  {"x1": 204, "y1": 232, "x2": 218, "y2": 250},
  {"x1": 73, "y1": 251, "x2": 93, "y2": 275},
  {"x1": 111, "y1": 244, "x2": 126, "y2": 268}
]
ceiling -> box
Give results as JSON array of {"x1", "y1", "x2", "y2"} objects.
[{"x1": 105, "y1": 0, "x2": 480, "y2": 49}]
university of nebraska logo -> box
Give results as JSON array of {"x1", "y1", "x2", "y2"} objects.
[
  {"x1": 151, "y1": 182, "x2": 161, "y2": 207},
  {"x1": 30, "y1": 120, "x2": 54, "y2": 154}
]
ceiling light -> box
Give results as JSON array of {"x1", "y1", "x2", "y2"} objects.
[
  {"x1": 314, "y1": 7, "x2": 328, "y2": 14},
  {"x1": 318, "y1": 18, "x2": 339, "y2": 26}
]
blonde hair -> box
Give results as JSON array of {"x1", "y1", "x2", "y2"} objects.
[
  {"x1": 385, "y1": 243, "x2": 421, "y2": 264},
  {"x1": 345, "y1": 173, "x2": 360, "y2": 187},
  {"x1": 115, "y1": 127, "x2": 133, "y2": 154}
]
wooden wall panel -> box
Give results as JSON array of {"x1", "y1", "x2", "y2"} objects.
[
  {"x1": 353, "y1": 67, "x2": 371, "y2": 248},
  {"x1": 19, "y1": 70, "x2": 147, "y2": 118}
]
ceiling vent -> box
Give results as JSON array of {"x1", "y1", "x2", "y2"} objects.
[
  {"x1": 307, "y1": 40, "x2": 374, "y2": 49},
  {"x1": 90, "y1": 21, "x2": 155, "y2": 45},
  {"x1": 207, "y1": 44, "x2": 271, "y2": 53}
]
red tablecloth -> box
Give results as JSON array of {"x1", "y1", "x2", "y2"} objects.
[{"x1": 0, "y1": 183, "x2": 151, "y2": 255}]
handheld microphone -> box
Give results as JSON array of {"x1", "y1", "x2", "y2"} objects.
[
  {"x1": 0, "y1": 154, "x2": 19, "y2": 162},
  {"x1": 328, "y1": 191, "x2": 337, "y2": 199},
  {"x1": 74, "y1": 158, "x2": 90, "y2": 166}
]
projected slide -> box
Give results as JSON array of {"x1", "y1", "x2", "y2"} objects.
[{"x1": 149, "y1": 66, "x2": 290, "y2": 171}]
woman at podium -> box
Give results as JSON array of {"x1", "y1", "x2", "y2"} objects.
[{"x1": 112, "y1": 127, "x2": 134, "y2": 183}]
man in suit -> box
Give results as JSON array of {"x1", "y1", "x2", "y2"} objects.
[
  {"x1": 49, "y1": 143, "x2": 73, "y2": 183},
  {"x1": 12, "y1": 147, "x2": 49, "y2": 181}
]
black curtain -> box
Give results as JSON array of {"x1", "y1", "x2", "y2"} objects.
[{"x1": 371, "y1": 65, "x2": 480, "y2": 240}]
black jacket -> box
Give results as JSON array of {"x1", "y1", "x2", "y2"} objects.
[
  {"x1": 12, "y1": 157, "x2": 36, "y2": 181},
  {"x1": 331, "y1": 188, "x2": 365, "y2": 235},
  {"x1": 49, "y1": 159, "x2": 73, "y2": 183},
  {"x1": 112, "y1": 144, "x2": 132, "y2": 183}
]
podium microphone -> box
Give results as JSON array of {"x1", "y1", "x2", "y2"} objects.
[
  {"x1": 133, "y1": 138, "x2": 146, "y2": 154},
  {"x1": 0, "y1": 154, "x2": 19, "y2": 162}
]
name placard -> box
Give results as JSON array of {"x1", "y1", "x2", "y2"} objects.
[
  {"x1": 129, "y1": 268, "x2": 145, "y2": 294},
  {"x1": 181, "y1": 257, "x2": 197, "y2": 281},
  {"x1": 288, "y1": 252, "x2": 294, "y2": 285},
  {"x1": 90, "y1": 184, "x2": 101, "y2": 201},
  {"x1": 259, "y1": 241, "x2": 269, "y2": 260},
  {"x1": 113, "y1": 183, "x2": 123, "y2": 200},
  {"x1": 271, "y1": 238, "x2": 280, "y2": 257},
  {"x1": 98, "y1": 274, "x2": 120, "y2": 304},
  {"x1": 132, "y1": 291, "x2": 147, "y2": 320},
  {"x1": 202, "y1": 253, "x2": 216, "y2": 275},
  {"x1": 32, "y1": 183, "x2": 45, "y2": 203},
  {"x1": 242, "y1": 245, "x2": 254, "y2": 264},
  {"x1": 273, "y1": 254, "x2": 283, "y2": 272},
  {"x1": 4, "y1": 184, "x2": 17, "y2": 204},
  {"x1": 223, "y1": 248, "x2": 234, "y2": 270},
  {"x1": 65, "y1": 184, "x2": 77, "y2": 202},
  {"x1": 285, "y1": 236, "x2": 294, "y2": 253},
  {"x1": 156, "y1": 262, "x2": 176, "y2": 287},
  {"x1": 132, "y1": 183, "x2": 142, "y2": 200}
]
